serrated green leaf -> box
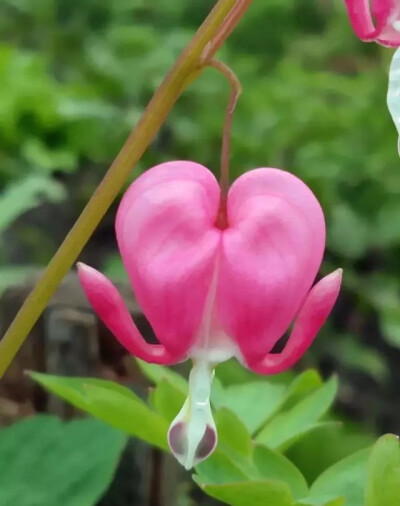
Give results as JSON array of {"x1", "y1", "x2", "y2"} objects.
[
  {"x1": 30, "y1": 372, "x2": 168, "y2": 450},
  {"x1": 256, "y1": 377, "x2": 338, "y2": 450},
  {"x1": 253, "y1": 444, "x2": 308, "y2": 500},
  {"x1": 0, "y1": 415, "x2": 125, "y2": 506},
  {"x1": 197, "y1": 480, "x2": 294, "y2": 506},
  {"x1": 365, "y1": 434, "x2": 400, "y2": 506}
]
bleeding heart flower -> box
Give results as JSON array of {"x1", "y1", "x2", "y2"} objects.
[
  {"x1": 78, "y1": 161, "x2": 341, "y2": 469},
  {"x1": 344, "y1": 0, "x2": 400, "y2": 46}
]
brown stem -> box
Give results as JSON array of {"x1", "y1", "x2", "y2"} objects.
[{"x1": 207, "y1": 59, "x2": 242, "y2": 201}]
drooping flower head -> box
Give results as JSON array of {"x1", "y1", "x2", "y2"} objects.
[
  {"x1": 78, "y1": 161, "x2": 341, "y2": 469},
  {"x1": 344, "y1": 0, "x2": 400, "y2": 46}
]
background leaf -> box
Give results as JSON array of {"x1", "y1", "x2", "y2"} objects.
[
  {"x1": 196, "y1": 480, "x2": 294, "y2": 506},
  {"x1": 365, "y1": 434, "x2": 400, "y2": 506},
  {"x1": 256, "y1": 377, "x2": 338, "y2": 450},
  {"x1": 306, "y1": 448, "x2": 370, "y2": 506},
  {"x1": 212, "y1": 380, "x2": 287, "y2": 434},
  {"x1": 0, "y1": 175, "x2": 65, "y2": 233},
  {"x1": 0, "y1": 415, "x2": 126, "y2": 506},
  {"x1": 214, "y1": 408, "x2": 252, "y2": 458},
  {"x1": 135, "y1": 359, "x2": 188, "y2": 394},
  {"x1": 253, "y1": 444, "x2": 308, "y2": 500},
  {"x1": 30, "y1": 372, "x2": 169, "y2": 450},
  {"x1": 152, "y1": 378, "x2": 185, "y2": 422}
]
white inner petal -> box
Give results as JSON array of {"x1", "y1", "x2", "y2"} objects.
[
  {"x1": 190, "y1": 251, "x2": 240, "y2": 364},
  {"x1": 168, "y1": 360, "x2": 216, "y2": 469},
  {"x1": 391, "y1": 1, "x2": 400, "y2": 32}
]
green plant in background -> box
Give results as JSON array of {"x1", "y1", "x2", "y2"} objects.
[
  {"x1": 0, "y1": 416, "x2": 126, "y2": 506},
  {"x1": 27, "y1": 361, "x2": 398, "y2": 506}
]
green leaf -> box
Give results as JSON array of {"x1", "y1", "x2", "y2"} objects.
[
  {"x1": 194, "y1": 452, "x2": 249, "y2": 485},
  {"x1": 212, "y1": 381, "x2": 287, "y2": 434},
  {"x1": 135, "y1": 359, "x2": 188, "y2": 394},
  {"x1": 286, "y1": 420, "x2": 374, "y2": 484},
  {"x1": 329, "y1": 335, "x2": 388, "y2": 383},
  {"x1": 324, "y1": 500, "x2": 346, "y2": 506},
  {"x1": 152, "y1": 378, "x2": 185, "y2": 422},
  {"x1": 30, "y1": 372, "x2": 169, "y2": 450},
  {"x1": 0, "y1": 175, "x2": 66, "y2": 232},
  {"x1": 22, "y1": 137, "x2": 77, "y2": 173},
  {"x1": 365, "y1": 434, "x2": 400, "y2": 506},
  {"x1": 215, "y1": 408, "x2": 252, "y2": 457},
  {"x1": 328, "y1": 203, "x2": 370, "y2": 260},
  {"x1": 197, "y1": 480, "x2": 294, "y2": 506},
  {"x1": 195, "y1": 410, "x2": 258, "y2": 483},
  {"x1": 215, "y1": 358, "x2": 262, "y2": 385},
  {"x1": 0, "y1": 415, "x2": 126, "y2": 506},
  {"x1": 282, "y1": 369, "x2": 323, "y2": 409},
  {"x1": 256, "y1": 377, "x2": 338, "y2": 450},
  {"x1": 306, "y1": 448, "x2": 370, "y2": 506},
  {"x1": 253, "y1": 444, "x2": 308, "y2": 500},
  {"x1": 297, "y1": 499, "x2": 345, "y2": 506},
  {"x1": 0, "y1": 266, "x2": 39, "y2": 295}
]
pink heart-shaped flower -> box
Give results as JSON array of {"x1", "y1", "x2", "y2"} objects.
[
  {"x1": 78, "y1": 161, "x2": 341, "y2": 374},
  {"x1": 78, "y1": 160, "x2": 342, "y2": 468}
]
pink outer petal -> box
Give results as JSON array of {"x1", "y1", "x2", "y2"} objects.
[
  {"x1": 77, "y1": 263, "x2": 179, "y2": 364},
  {"x1": 250, "y1": 269, "x2": 342, "y2": 374},
  {"x1": 217, "y1": 168, "x2": 326, "y2": 366},
  {"x1": 344, "y1": 0, "x2": 400, "y2": 47},
  {"x1": 115, "y1": 161, "x2": 221, "y2": 358}
]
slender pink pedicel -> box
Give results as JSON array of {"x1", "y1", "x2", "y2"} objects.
[
  {"x1": 344, "y1": 0, "x2": 400, "y2": 46},
  {"x1": 78, "y1": 161, "x2": 342, "y2": 469}
]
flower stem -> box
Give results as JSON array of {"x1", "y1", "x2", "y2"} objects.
[
  {"x1": 207, "y1": 59, "x2": 242, "y2": 201},
  {"x1": 202, "y1": 0, "x2": 253, "y2": 61},
  {"x1": 0, "y1": 0, "x2": 254, "y2": 378}
]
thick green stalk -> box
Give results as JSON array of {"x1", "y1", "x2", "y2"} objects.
[{"x1": 0, "y1": 0, "x2": 253, "y2": 378}]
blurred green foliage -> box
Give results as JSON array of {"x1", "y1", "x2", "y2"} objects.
[{"x1": 1, "y1": 0, "x2": 400, "y2": 419}]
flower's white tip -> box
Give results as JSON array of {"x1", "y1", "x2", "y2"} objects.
[{"x1": 167, "y1": 361, "x2": 217, "y2": 469}]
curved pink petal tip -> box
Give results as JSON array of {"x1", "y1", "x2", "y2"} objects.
[
  {"x1": 250, "y1": 269, "x2": 342, "y2": 374},
  {"x1": 344, "y1": 0, "x2": 400, "y2": 47},
  {"x1": 77, "y1": 262, "x2": 179, "y2": 364}
]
